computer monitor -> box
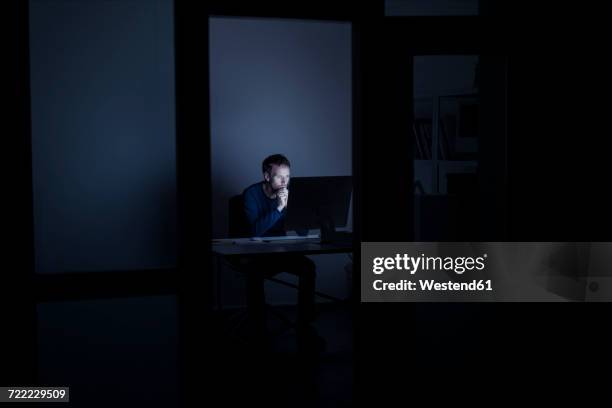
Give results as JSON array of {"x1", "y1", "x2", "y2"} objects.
[{"x1": 284, "y1": 176, "x2": 352, "y2": 232}]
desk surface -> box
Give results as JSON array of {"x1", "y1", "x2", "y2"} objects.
[{"x1": 211, "y1": 239, "x2": 352, "y2": 257}]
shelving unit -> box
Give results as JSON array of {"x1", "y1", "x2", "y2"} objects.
[{"x1": 413, "y1": 92, "x2": 479, "y2": 194}]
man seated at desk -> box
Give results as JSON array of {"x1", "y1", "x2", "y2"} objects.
[
  {"x1": 239, "y1": 154, "x2": 322, "y2": 351},
  {"x1": 243, "y1": 154, "x2": 291, "y2": 237}
]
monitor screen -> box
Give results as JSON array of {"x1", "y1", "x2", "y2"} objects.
[{"x1": 285, "y1": 176, "x2": 352, "y2": 232}]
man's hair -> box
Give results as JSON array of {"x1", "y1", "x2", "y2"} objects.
[{"x1": 262, "y1": 154, "x2": 290, "y2": 174}]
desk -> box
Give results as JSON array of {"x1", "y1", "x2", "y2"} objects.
[
  {"x1": 211, "y1": 238, "x2": 353, "y2": 309},
  {"x1": 212, "y1": 239, "x2": 352, "y2": 257}
]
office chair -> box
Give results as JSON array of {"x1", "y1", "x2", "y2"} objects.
[{"x1": 228, "y1": 194, "x2": 251, "y2": 239}]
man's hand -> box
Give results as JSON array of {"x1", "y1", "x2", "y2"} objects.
[{"x1": 277, "y1": 187, "x2": 289, "y2": 211}]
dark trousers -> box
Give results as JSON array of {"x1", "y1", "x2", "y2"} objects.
[{"x1": 231, "y1": 254, "x2": 316, "y2": 337}]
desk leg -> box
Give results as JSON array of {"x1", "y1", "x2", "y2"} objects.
[
  {"x1": 215, "y1": 256, "x2": 223, "y2": 311},
  {"x1": 246, "y1": 270, "x2": 266, "y2": 342}
]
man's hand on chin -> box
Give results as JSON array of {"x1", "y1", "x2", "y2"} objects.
[{"x1": 277, "y1": 187, "x2": 288, "y2": 211}]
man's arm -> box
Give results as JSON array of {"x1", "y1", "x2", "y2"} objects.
[{"x1": 243, "y1": 191, "x2": 284, "y2": 237}]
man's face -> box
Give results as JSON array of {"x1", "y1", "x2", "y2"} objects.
[{"x1": 264, "y1": 164, "x2": 290, "y2": 191}]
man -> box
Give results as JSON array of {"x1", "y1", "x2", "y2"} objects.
[
  {"x1": 239, "y1": 154, "x2": 323, "y2": 352},
  {"x1": 242, "y1": 154, "x2": 291, "y2": 237}
]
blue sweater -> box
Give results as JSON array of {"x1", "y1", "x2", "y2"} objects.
[{"x1": 243, "y1": 181, "x2": 287, "y2": 237}]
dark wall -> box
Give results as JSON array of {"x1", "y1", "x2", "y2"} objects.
[
  {"x1": 30, "y1": 0, "x2": 177, "y2": 273},
  {"x1": 26, "y1": 2, "x2": 181, "y2": 406}
]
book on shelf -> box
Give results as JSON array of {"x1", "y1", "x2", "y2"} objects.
[
  {"x1": 413, "y1": 119, "x2": 436, "y2": 160},
  {"x1": 413, "y1": 122, "x2": 424, "y2": 159},
  {"x1": 420, "y1": 120, "x2": 432, "y2": 159},
  {"x1": 413, "y1": 119, "x2": 470, "y2": 161}
]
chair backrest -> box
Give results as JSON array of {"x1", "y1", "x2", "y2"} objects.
[{"x1": 228, "y1": 194, "x2": 251, "y2": 238}]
